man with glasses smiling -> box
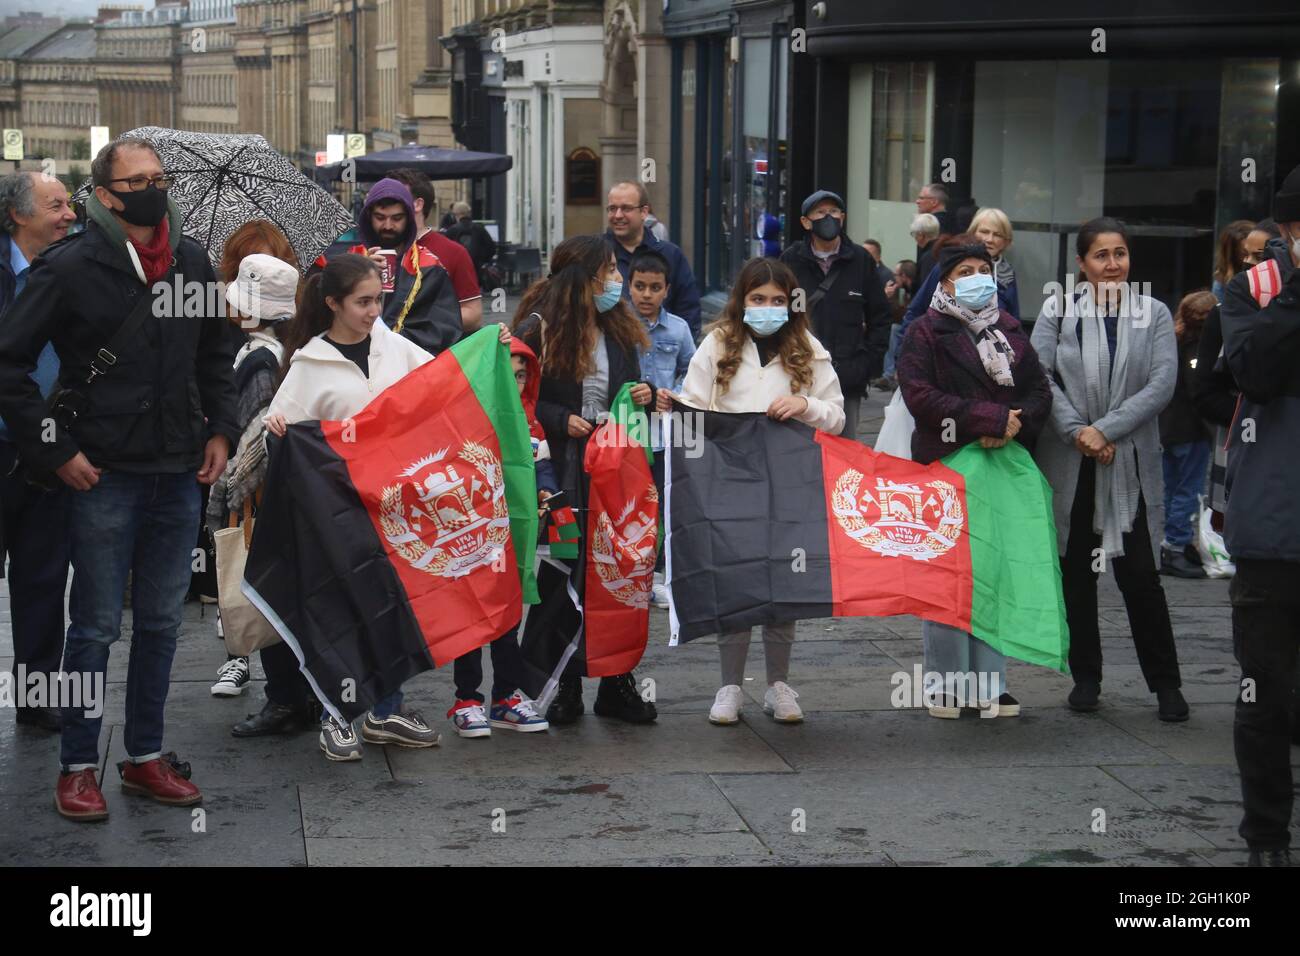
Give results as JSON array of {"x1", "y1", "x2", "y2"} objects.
[
  {"x1": 605, "y1": 181, "x2": 702, "y2": 339},
  {"x1": 0, "y1": 135, "x2": 238, "y2": 822}
]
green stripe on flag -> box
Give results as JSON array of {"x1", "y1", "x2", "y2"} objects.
[
  {"x1": 450, "y1": 327, "x2": 540, "y2": 603},
  {"x1": 609, "y1": 382, "x2": 653, "y2": 466},
  {"x1": 942, "y1": 441, "x2": 1070, "y2": 672}
]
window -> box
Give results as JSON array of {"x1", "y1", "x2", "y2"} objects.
[{"x1": 870, "y1": 62, "x2": 930, "y2": 203}]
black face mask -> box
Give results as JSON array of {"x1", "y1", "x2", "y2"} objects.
[
  {"x1": 107, "y1": 184, "x2": 169, "y2": 228},
  {"x1": 811, "y1": 214, "x2": 841, "y2": 241}
]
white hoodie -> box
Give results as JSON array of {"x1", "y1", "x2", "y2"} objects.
[
  {"x1": 677, "y1": 327, "x2": 845, "y2": 434},
  {"x1": 269, "y1": 318, "x2": 433, "y2": 425}
]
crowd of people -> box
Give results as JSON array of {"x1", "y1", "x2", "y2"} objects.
[{"x1": 0, "y1": 133, "x2": 1298, "y2": 867}]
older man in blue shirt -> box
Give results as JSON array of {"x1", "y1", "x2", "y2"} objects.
[{"x1": 0, "y1": 171, "x2": 77, "y2": 732}]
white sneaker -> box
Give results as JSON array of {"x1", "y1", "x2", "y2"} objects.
[
  {"x1": 708, "y1": 685, "x2": 744, "y2": 725},
  {"x1": 210, "y1": 656, "x2": 249, "y2": 697},
  {"x1": 652, "y1": 571, "x2": 670, "y2": 609},
  {"x1": 763, "y1": 681, "x2": 803, "y2": 723}
]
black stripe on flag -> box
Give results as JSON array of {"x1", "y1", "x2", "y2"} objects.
[
  {"x1": 243, "y1": 426, "x2": 433, "y2": 723},
  {"x1": 667, "y1": 407, "x2": 832, "y2": 642}
]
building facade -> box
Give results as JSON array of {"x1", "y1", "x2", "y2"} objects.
[
  {"x1": 179, "y1": 0, "x2": 239, "y2": 135},
  {"x1": 796, "y1": 0, "x2": 1300, "y2": 310},
  {"x1": 19, "y1": 23, "x2": 100, "y2": 161}
]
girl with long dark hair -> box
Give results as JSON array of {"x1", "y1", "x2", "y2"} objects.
[
  {"x1": 512, "y1": 234, "x2": 656, "y2": 726},
  {"x1": 265, "y1": 254, "x2": 446, "y2": 760}
]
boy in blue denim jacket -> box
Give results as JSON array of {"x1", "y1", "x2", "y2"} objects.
[
  {"x1": 627, "y1": 251, "x2": 694, "y2": 607},
  {"x1": 629, "y1": 251, "x2": 695, "y2": 399}
]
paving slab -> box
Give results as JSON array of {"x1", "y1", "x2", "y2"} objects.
[
  {"x1": 711, "y1": 767, "x2": 1218, "y2": 859},
  {"x1": 301, "y1": 773, "x2": 763, "y2": 865}
]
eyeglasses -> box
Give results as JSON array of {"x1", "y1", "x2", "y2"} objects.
[
  {"x1": 606, "y1": 204, "x2": 644, "y2": 216},
  {"x1": 107, "y1": 174, "x2": 174, "y2": 192}
]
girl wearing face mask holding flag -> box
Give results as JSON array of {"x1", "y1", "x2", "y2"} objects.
[
  {"x1": 513, "y1": 235, "x2": 657, "y2": 727},
  {"x1": 664, "y1": 258, "x2": 845, "y2": 725},
  {"x1": 896, "y1": 238, "x2": 1052, "y2": 719}
]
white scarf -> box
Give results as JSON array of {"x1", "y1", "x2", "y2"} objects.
[{"x1": 930, "y1": 284, "x2": 1015, "y2": 386}]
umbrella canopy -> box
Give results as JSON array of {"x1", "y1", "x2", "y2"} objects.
[
  {"x1": 73, "y1": 127, "x2": 355, "y2": 275},
  {"x1": 311, "y1": 144, "x2": 513, "y2": 183}
]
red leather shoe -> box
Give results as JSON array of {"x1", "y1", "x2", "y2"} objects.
[
  {"x1": 120, "y1": 758, "x2": 202, "y2": 806},
  {"x1": 55, "y1": 769, "x2": 109, "y2": 821}
]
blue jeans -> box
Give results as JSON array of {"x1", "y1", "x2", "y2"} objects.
[
  {"x1": 1162, "y1": 440, "x2": 1211, "y2": 548},
  {"x1": 371, "y1": 691, "x2": 402, "y2": 720},
  {"x1": 883, "y1": 323, "x2": 904, "y2": 378},
  {"x1": 60, "y1": 472, "x2": 200, "y2": 770}
]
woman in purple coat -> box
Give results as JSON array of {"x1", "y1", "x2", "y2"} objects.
[{"x1": 896, "y1": 238, "x2": 1053, "y2": 719}]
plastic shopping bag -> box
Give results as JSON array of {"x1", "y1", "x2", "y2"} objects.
[
  {"x1": 873, "y1": 389, "x2": 916, "y2": 460},
  {"x1": 1194, "y1": 496, "x2": 1235, "y2": 579}
]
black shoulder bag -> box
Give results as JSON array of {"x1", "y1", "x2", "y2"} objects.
[{"x1": 21, "y1": 282, "x2": 164, "y2": 491}]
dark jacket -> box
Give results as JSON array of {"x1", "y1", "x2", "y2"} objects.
[
  {"x1": 781, "y1": 236, "x2": 891, "y2": 394},
  {"x1": 897, "y1": 307, "x2": 1052, "y2": 465},
  {"x1": 0, "y1": 216, "x2": 238, "y2": 475},
  {"x1": 1220, "y1": 237, "x2": 1300, "y2": 561},
  {"x1": 0, "y1": 232, "x2": 17, "y2": 316},
  {"x1": 1190, "y1": 304, "x2": 1238, "y2": 427},
  {"x1": 445, "y1": 217, "x2": 497, "y2": 271},
  {"x1": 515, "y1": 311, "x2": 648, "y2": 502},
  {"x1": 1159, "y1": 335, "x2": 1210, "y2": 447},
  {"x1": 383, "y1": 244, "x2": 463, "y2": 355},
  {"x1": 609, "y1": 229, "x2": 702, "y2": 340}
]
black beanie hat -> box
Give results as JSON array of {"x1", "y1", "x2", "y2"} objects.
[
  {"x1": 1274, "y1": 165, "x2": 1300, "y2": 223},
  {"x1": 938, "y1": 241, "x2": 994, "y2": 280}
]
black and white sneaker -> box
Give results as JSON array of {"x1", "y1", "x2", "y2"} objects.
[
  {"x1": 320, "y1": 716, "x2": 363, "y2": 761},
  {"x1": 210, "y1": 657, "x2": 250, "y2": 697},
  {"x1": 361, "y1": 709, "x2": 442, "y2": 748}
]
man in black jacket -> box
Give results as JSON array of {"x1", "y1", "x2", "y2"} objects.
[
  {"x1": 781, "y1": 189, "x2": 891, "y2": 441},
  {"x1": 0, "y1": 136, "x2": 238, "y2": 822}
]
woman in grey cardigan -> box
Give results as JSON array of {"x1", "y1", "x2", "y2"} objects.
[{"x1": 1030, "y1": 218, "x2": 1188, "y2": 722}]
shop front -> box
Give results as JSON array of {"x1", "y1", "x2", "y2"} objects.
[{"x1": 800, "y1": 0, "x2": 1300, "y2": 310}]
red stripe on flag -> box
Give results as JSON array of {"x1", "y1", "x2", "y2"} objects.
[
  {"x1": 816, "y1": 432, "x2": 973, "y2": 632},
  {"x1": 322, "y1": 354, "x2": 522, "y2": 667},
  {"x1": 582, "y1": 422, "x2": 657, "y2": 676}
]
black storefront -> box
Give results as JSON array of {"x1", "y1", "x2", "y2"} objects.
[
  {"x1": 796, "y1": 0, "x2": 1300, "y2": 309},
  {"x1": 443, "y1": 24, "x2": 506, "y2": 227}
]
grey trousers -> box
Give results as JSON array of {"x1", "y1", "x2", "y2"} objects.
[
  {"x1": 717, "y1": 621, "x2": 797, "y2": 686},
  {"x1": 840, "y1": 393, "x2": 863, "y2": 442}
]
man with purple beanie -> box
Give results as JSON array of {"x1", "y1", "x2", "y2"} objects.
[{"x1": 354, "y1": 177, "x2": 462, "y2": 354}]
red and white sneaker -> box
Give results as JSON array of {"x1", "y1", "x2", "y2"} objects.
[{"x1": 447, "y1": 700, "x2": 491, "y2": 738}]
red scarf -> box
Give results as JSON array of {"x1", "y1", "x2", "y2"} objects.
[{"x1": 128, "y1": 217, "x2": 173, "y2": 285}]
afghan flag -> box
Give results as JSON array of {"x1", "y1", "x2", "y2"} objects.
[
  {"x1": 664, "y1": 407, "x2": 1068, "y2": 671},
  {"x1": 582, "y1": 383, "x2": 659, "y2": 675},
  {"x1": 243, "y1": 326, "x2": 539, "y2": 724},
  {"x1": 519, "y1": 384, "x2": 658, "y2": 704}
]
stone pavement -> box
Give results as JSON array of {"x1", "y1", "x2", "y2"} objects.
[{"x1": 0, "y1": 389, "x2": 1283, "y2": 867}]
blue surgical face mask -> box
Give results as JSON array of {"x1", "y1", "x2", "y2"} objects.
[
  {"x1": 953, "y1": 272, "x2": 997, "y2": 310},
  {"x1": 743, "y1": 305, "x2": 789, "y2": 337},
  {"x1": 594, "y1": 278, "x2": 623, "y2": 313}
]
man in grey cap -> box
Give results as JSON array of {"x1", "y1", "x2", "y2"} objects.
[{"x1": 780, "y1": 189, "x2": 891, "y2": 441}]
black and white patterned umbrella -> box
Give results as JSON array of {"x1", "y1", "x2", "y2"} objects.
[{"x1": 73, "y1": 126, "x2": 354, "y2": 275}]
